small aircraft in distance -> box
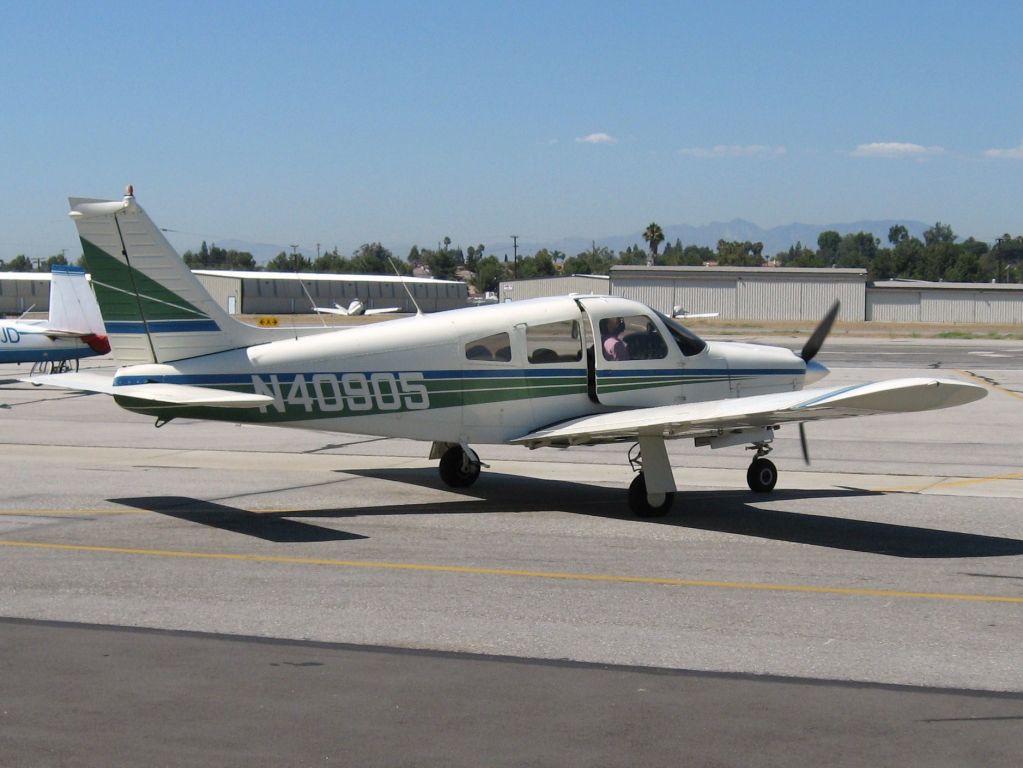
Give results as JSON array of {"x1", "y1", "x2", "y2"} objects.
[
  {"x1": 32, "y1": 190, "x2": 987, "y2": 516},
  {"x1": 672, "y1": 306, "x2": 719, "y2": 319},
  {"x1": 314, "y1": 299, "x2": 401, "y2": 317},
  {"x1": 1, "y1": 265, "x2": 110, "y2": 373}
]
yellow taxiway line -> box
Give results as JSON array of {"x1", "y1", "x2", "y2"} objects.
[
  {"x1": 875, "y1": 470, "x2": 1023, "y2": 493},
  {"x1": 1, "y1": 538, "x2": 1021, "y2": 605},
  {"x1": 956, "y1": 369, "x2": 1023, "y2": 401}
]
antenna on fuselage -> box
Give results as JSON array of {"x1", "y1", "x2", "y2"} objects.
[
  {"x1": 297, "y1": 278, "x2": 327, "y2": 327},
  {"x1": 390, "y1": 258, "x2": 423, "y2": 317}
]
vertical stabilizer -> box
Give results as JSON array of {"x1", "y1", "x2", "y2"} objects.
[
  {"x1": 47, "y1": 265, "x2": 106, "y2": 336},
  {"x1": 69, "y1": 190, "x2": 262, "y2": 365}
]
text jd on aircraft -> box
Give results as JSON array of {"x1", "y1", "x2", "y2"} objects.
[
  {"x1": 1, "y1": 265, "x2": 110, "y2": 372},
  {"x1": 30, "y1": 189, "x2": 986, "y2": 517}
]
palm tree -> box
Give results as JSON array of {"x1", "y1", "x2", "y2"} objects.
[{"x1": 643, "y1": 222, "x2": 665, "y2": 266}]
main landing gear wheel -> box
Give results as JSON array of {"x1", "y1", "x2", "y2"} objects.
[
  {"x1": 438, "y1": 445, "x2": 481, "y2": 488},
  {"x1": 628, "y1": 473, "x2": 675, "y2": 518},
  {"x1": 746, "y1": 457, "x2": 778, "y2": 493}
]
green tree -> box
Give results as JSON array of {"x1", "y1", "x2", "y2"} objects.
[
  {"x1": 314, "y1": 247, "x2": 350, "y2": 272},
  {"x1": 4, "y1": 254, "x2": 34, "y2": 271},
  {"x1": 923, "y1": 222, "x2": 956, "y2": 247},
  {"x1": 420, "y1": 246, "x2": 458, "y2": 279},
  {"x1": 816, "y1": 230, "x2": 841, "y2": 264},
  {"x1": 992, "y1": 235, "x2": 1023, "y2": 283},
  {"x1": 716, "y1": 240, "x2": 764, "y2": 267},
  {"x1": 892, "y1": 237, "x2": 925, "y2": 279},
  {"x1": 642, "y1": 222, "x2": 665, "y2": 266},
  {"x1": 44, "y1": 253, "x2": 69, "y2": 271},
  {"x1": 267, "y1": 250, "x2": 314, "y2": 272},
  {"x1": 776, "y1": 241, "x2": 823, "y2": 268},
  {"x1": 465, "y1": 244, "x2": 485, "y2": 274},
  {"x1": 350, "y1": 243, "x2": 396, "y2": 274},
  {"x1": 835, "y1": 232, "x2": 879, "y2": 269},
  {"x1": 617, "y1": 245, "x2": 647, "y2": 266},
  {"x1": 530, "y1": 249, "x2": 558, "y2": 276},
  {"x1": 472, "y1": 255, "x2": 505, "y2": 294},
  {"x1": 887, "y1": 225, "x2": 909, "y2": 246},
  {"x1": 563, "y1": 245, "x2": 615, "y2": 275}
]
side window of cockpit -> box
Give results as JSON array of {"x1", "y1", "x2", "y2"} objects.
[
  {"x1": 465, "y1": 332, "x2": 512, "y2": 362},
  {"x1": 615, "y1": 315, "x2": 667, "y2": 360},
  {"x1": 652, "y1": 310, "x2": 708, "y2": 357},
  {"x1": 527, "y1": 320, "x2": 583, "y2": 364}
]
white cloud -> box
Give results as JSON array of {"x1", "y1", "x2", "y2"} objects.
[
  {"x1": 851, "y1": 142, "x2": 944, "y2": 158},
  {"x1": 575, "y1": 132, "x2": 615, "y2": 144},
  {"x1": 678, "y1": 144, "x2": 786, "y2": 158},
  {"x1": 983, "y1": 140, "x2": 1023, "y2": 159}
]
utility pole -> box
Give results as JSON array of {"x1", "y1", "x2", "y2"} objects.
[
  {"x1": 290, "y1": 244, "x2": 300, "y2": 272},
  {"x1": 510, "y1": 235, "x2": 519, "y2": 278},
  {"x1": 995, "y1": 236, "x2": 1006, "y2": 283}
]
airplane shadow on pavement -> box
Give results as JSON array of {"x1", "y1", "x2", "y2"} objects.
[{"x1": 113, "y1": 468, "x2": 1023, "y2": 558}]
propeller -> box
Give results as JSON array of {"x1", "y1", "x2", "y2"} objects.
[
  {"x1": 797, "y1": 300, "x2": 840, "y2": 465},
  {"x1": 800, "y1": 300, "x2": 840, "y2": 362}
]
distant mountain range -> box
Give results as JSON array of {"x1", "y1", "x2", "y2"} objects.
[{"x1": 176, "y1": 219, "x2": 935, "y2": 265}]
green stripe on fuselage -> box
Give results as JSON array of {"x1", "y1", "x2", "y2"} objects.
[{"x1": 114, "y1": 372, "x2": 590, "y2": 423}]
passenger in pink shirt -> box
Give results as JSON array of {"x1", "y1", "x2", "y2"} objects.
[{"x1": 600, "y1": 317, "x2": 630, "y2": 361}]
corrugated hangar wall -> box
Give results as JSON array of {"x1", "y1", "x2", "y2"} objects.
[
  {"x1": 868, "y1": 284, "x2": 1023, "y2": 324},
  {"x1": 611, "y1": 267, "x2": 866, "y2": 321},
  {"x1": 0, "y1": 276, "x2": 49, "y2": 314},
  {"x1": 499, "y1": 274, "x2": 609, "y2": 302},
  {"x1": 194, "y1": 271, "x2": 468, "y2": 314}
]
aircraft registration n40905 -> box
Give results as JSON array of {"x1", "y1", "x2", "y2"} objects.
[{"x1": 29, "y1": 189, "x2": 987, "y2": 517}]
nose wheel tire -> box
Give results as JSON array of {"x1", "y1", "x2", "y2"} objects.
[
  {"x1": 746, "y1": 457, "x2": 778, "y2": 493},
  {"x1": 628, "y1": 473, "x2": 675, "y2": 517},
  {"x1": 439, "y1": 445, "x2": 481, "y2": 488}
]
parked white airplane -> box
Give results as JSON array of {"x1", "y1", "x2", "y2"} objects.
[
  {"x1": 672, "y1": 306, "x2": 719, "y2": 319},
  {"x1": 31, "y1": 190, "x2": 986, "y2": 516},
  {"x1": 1, "y1": 265, "x2": 110, "y2": 372},
  {"x1": 314, "y1": 299, "x2": 401, "y2": 317}
]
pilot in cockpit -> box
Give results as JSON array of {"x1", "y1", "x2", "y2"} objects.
[{"x1": 599, "y1": 317, "x2": 630, "y2": 361}]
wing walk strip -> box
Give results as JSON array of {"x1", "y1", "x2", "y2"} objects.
[{"x1": 0, "y1": 539, "x2": 1019, "y2": 604}]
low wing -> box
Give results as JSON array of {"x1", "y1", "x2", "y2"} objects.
[
  {"x1": 23, "y1": 371, "x2": 273, "y2": 409},
  {"x1": 362, "y1": 306, "x2": 401, "y2": 316},
  {"x1": 313, "y1": 305, "x2": 349, "y2": 316},
  {"x1": 512, "y1": 378, "x2": 987, "y2": 448}
]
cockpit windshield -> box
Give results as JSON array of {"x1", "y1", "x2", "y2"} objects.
[{"x1": 653, "y1": 310, "x2": 707, "y2": 357}]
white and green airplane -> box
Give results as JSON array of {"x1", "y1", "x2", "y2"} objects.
[{"x1": 31, "y1": 189, "x2": 986, "y2": 516}]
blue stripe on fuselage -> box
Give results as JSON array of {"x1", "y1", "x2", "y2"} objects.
[{"x1": 105, "y1": 319, "x2": 221, "y2": 334}]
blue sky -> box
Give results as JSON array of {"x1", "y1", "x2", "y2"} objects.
[{"x1": 2, "y1": 0, "x2": 1022, "y2": 260}]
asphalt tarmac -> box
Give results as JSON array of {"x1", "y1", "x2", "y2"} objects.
[{"x1": 1, "y1": 343, "x2": 1021, "y2": 766}]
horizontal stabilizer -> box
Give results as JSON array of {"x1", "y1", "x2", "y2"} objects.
[
  {"x1": 22, "y1": 371, "x2": 273, "y2": 409},
  {"x1": 513, "y1": 377, "x2": 987, "y2": 448}
]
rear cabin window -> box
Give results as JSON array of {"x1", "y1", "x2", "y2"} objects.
[
  {"x1": 527, "y1": 320, "x2": 583, "y2": 364},
  {"x1": 465, "y1": 332, "x2": 512, "y2": 362},
  {"x1": 599, "y1": 315, "x2": 668, "y2": 361}
]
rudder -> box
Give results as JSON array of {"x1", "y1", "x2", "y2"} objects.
[{"x1": 69, "y1": 190, "x2": 262, "y2": 365}]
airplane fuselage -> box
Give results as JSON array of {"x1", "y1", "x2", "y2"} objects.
[
  {"x1": 0, "y1": 320, "x2": 105, "y2": 364},
  {"x1": 109, "y1": 295, "x2": 811, "y2": 444}
]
